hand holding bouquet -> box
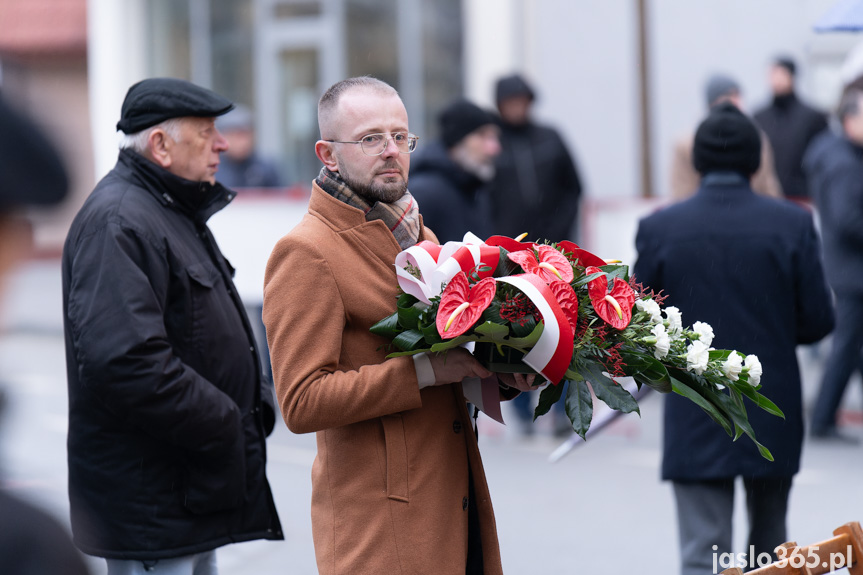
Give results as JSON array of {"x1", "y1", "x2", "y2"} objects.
[{"x1": 371, "y1": 233, "x2": 782, "y2": 460}]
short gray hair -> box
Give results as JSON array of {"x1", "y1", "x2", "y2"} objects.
[
  {"x1": 120, "y1": 117, "x2": 185, "y2": 153},
  {"x1": 318, "y1": 76, "x2": 398, "y2": 138}
]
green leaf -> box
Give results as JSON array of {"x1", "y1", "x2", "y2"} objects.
[
  {"x1": 713, "y1": 391, "x2": 774, "y2": 461},
  {"x1": 386, "y1": 348, "x2": 432, "y2": 358},
  {"x1": 494, "y1": 247, "x2": 521, "y2": 276},
  {"x1": 507, "y1": 322, "x2": 544, "y2": 349},
  {"x1": 599, "y1": 264, "x2": 629, "y2": 283},
  {"x1": 370, "y1": 312, "x2": 401, "y2": 338},
  {"x1": 579, "y1": 362, "x2": 639, "y2": 415},
  {"x1": 473, "y1": 321, "x2": 511, "y2": 342},
  {"x1": 392, "y1": 329, "x2": 426, "y2": 352},
  {"x1": 480, "y1": 300, "x2": 506, "y2": 325},
  {"x1": 573, "y1": 271, "x2": 604, "y2": 288},
  {"x1": 669, "y1": 375, "x2": 734, "y2": 437},
  {"x1": 429, "y1": 335, "x2": 478, "y2": 353},
  {"x1": 397, "y1": 301, "x2": 426, "y2": 330},
  {"x1": 619, "y1": 349, "x2": 673, "y2": 393},
  {"x1": 565, "y1": 379, "x2": 593, "y2": 440},
  {"x1": 534, "y1": 380, "x2": 565, "y2": 420},
  {"x1": 510, "y1": 316, "x2": 538, "y2": 338},
  {"x1": 733, "y1": 382, "x2": 785, "y2": 419},
  {"x1": 420, "y1": 321, "x2": 444, "y2": 345}
]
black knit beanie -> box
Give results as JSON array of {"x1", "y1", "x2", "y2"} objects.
[
  {"x1": 692, "y1": 103, "x2": 762, "y2": 176},
  {"x1": 439, "y1": 99, "x2": 496, "y2": 148}
]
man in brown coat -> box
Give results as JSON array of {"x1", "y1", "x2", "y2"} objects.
[{"x1": 263, "y1": 77, "x2": 533, "y2": 575}]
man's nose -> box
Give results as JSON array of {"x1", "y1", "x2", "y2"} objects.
[
  {"x1": 214, "y1": 130, "x2": 229, "y2": 152},
  {"x1": 380, "y1": 136, "x2": 400, "y2": 159}
]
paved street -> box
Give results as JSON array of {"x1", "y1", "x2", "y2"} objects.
[{"x1": 1, "y1": 260, "x2": 862, "y2": 575}]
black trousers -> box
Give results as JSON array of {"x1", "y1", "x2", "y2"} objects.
[{"x1": 812, "y1": 292, "x2": 863, "y2": 432}]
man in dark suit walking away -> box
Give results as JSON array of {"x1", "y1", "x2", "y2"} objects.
[{"x1": 634, "y1": 103, "x2": 834, "y2": 575}]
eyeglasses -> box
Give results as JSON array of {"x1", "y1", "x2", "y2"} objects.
[{"x1": 324, "y1": 132, "x2": 419, "y2": 156}]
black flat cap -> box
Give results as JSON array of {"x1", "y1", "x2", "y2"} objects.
[{"x1": 116, "y1": 77, "x2": 234, "y2": 134}]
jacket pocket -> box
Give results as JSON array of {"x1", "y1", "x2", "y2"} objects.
[
  {"x1": 183, "y1": 411, "x2": 247, "y2": 514},
  {"x1": 381, "y1": 414, "x2": 409, "y2": 502}
]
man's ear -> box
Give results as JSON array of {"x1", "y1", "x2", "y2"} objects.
[
  {"x1": 315, "y1": 140, "x2": 339, "y2": 172},
  {"x1": 147, "y1": 129, "x2": 173, "y2": 170}
]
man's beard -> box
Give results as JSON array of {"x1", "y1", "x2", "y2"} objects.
[{"x1": 338, "y1": 160, "x2": 407, "y2": 204}]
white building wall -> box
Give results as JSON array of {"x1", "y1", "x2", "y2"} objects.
[{"x1": 465, "y1": 0, "x2": 860, "y2": 202}]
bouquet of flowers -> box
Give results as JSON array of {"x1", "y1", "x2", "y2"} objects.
[{"x1": 371, "y1": 233, "x2": 783, "y2": 460}]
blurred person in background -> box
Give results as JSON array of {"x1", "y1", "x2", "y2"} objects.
[
  {"x1": 62, "y1": 78, "x2": 283, "y2": 575},
  {"x1": 489, "y1": 73, "x2": 583, "y2": 243},
  {"x1": 754, "y1": 56, "x2": 828, "y2": 208},
  {"x1": 635, "y1": 103, "x2": 834, "y2": 575},
  {"x1": 215, "y1": 104, "x2": 285, "y2": 189},
  {"x1": 670, "y1": 74, "x2": 782, "y2": 201},
  {"x1": 491, "y1": 74, "x2": 582, "y2": 437},
  {"x1": 803, "y1": 87, "x2": 863, "y2": 443},
  {"x1": 0, "y1": 94, "x2": 89, "y2": 574},
  {"x1": 408, "y1": 98, "x2": 500, "y2": 242}
]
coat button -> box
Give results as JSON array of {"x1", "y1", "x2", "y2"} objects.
[
  {"x1": 462, "y1": 496, "x2": 468, "y2": 510},
  {"x1": 452, "y1": 420, "x2": 462, "y2": 433}
]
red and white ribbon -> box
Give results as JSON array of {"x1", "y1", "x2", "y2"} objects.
[
  {"x1": 497, "y1": 274, "x2": 574, "y2": 385},
  {"x1": 395, "y1": 232, "x2": 500, "y2": 304}
]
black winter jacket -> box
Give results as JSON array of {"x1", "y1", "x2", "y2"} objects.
[
  {"x1": 754, "y1": 93, "x2": 827, "y2": 200},
  {"x1": 804, "y1": 129, "x2": 863, "y2": 296},
  {"x1": 62, "y1": 150, "x2": 282, "y2": 560},
  {"x1": 489, "y1": 121, "x2": 582, "y2": 242},
  {"x1": 408, "y1": 141, "x2": 491, "y2": 242}
]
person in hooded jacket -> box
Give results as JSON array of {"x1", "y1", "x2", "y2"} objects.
[
  {"x1": 408, "y1": 98, "x2": 500, "y2": 243},
  {"x1": 62, "y1": 78, "x2": 283, "y2": 575},
  {"x1": 489, "y1": 74, "x2": 582, "y2": 243}
]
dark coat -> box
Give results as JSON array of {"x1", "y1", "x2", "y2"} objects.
[
  {"x1": 217, "y1": 153, "x2": 283, "y2": 189},
  {"x1": 489, "y1": 120, "x2": 582, "y2": 242},
  {"x1": 754, "y1": 93, "x2": 827, "y2": 200},
  {"x1": 633, "y1": 174, "x2": 834, "y2": 480},
  {"x1": 0, "y1": 490, "x2": 90, "y2": 575},
  {"x1": 803, "y1": 129, "x2": 863, "y2": 296},
  {"x1": 62, "y1": 150, "x2": 282, "y2": 560},
  {"x1": 408, "y1": 141, "x2": 490, "y2": 242}
]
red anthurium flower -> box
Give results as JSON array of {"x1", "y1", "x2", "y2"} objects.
[
  {"x1": 585, "y1": 266, "x2": 636, "y2": 330},
  {"x1": 508, "y1": 245, "x2": 575, "y2": 284},
  {"x1": 557, "y1": 240, "x2": 606, "y2": 268},
  {"x1": 436, "y1": 272, "x2": 497, "y2": 339},
  {"x1": 547, "y1": 280, "x2": 579, "y2": 332}
]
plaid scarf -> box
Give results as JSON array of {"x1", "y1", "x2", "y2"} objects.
[{"x1": 316, "y1": 167, "x2": 420, "y2": 250}]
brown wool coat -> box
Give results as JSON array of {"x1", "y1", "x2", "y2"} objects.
[{"x1": 263, "y1": 183, "x2": 504, "y2": 575}]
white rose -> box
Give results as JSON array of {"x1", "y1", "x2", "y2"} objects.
[
  {"x1": 722, "y1": 351, "x2": 743, "y2": 382},
  {"x1": 744, "y1": 355, "x2": 762, "y2": 386},
  {"x1": 636, "y1": 298, "x2": 662, "y2": 323},
  {"x1": 651, "y1": 323, "x2": 670, "y2": 360},
  {"x1": 686, "y1": 340, "x2": 710, "y2": 375},
  {"x1": 692, "y1": 321, "x2": 715, "y2": 347},
  {"x1": 664, "y1": 306, "x2": 683, "y2": 338}
]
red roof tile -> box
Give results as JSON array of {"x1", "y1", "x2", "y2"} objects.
[{"x1": 0, "y1": 0, "x2": 87, "y2": 57}]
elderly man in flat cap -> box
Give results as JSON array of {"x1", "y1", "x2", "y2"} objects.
[{"x1": 62, "y1": 78, "x2": 283, "y2": 575}]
